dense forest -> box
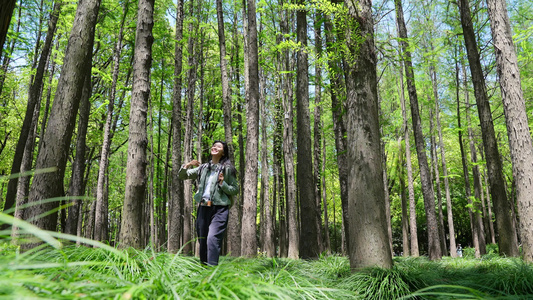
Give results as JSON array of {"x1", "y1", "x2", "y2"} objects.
[{"x1": 0, "y1": 0, "x2": 532, "y2": 272}]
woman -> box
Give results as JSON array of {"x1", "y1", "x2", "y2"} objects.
[{"x1": 179, "y1": 140, "x2": 239, "y2": 266}]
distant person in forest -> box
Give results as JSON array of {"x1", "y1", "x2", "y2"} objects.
[
  {"x1": 179, "y1": 140, "x2": 239, "y2": 266},
  {"x1": 457, "y1": 244, "x2": 463, "y2": 258}
]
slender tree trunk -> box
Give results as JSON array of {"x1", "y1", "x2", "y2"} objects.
[
  {"x1": 120, "y1": 0, "x2": 154, "y2": 249},
  {"x1": 383, "y1": 149, "x2": 393, "y2": 256},
  {"x1": 324, "y1": 14, "x2": 350, "y2": 255},
  {"x1": 483, "y1": 166, "x2": 497, "y2": 244},
  {"x1": 0, "y1": 0, "x2": 21, "y2": 99},
  {"x1": 64, "y1": 63, "x2": 92, "y2": 236},
  {"x1": 94, "y1": 2, "x2": 128, "y2": 243},
  {"x1": 260, "y1": 87, "x2": 274, "y2": 257},
  {"x1": 487, "y1": 0, "x2": 533, "y2": 263},
  {"x1": 278, "y1": 1, "x2": 298, "y2": 259},
  {"x1": 321, "y1": 126, "x2": 331, "y2": 253},
  {"x1": 395, "y1": 0, "x2": 441, "y2": 260},
  {"x1": 431, "y1": 63, "x2": 457, "y2": 257},
  {"x1": 465, "y1": 77, "x2": 487, "y2": 256},
  {"x1": 344, "y1": 0, "x2": 393, "y2": 269},
  {"x1": 398, "y1": 136, "x2": 410, "y2": 256},
  {"x1": 296, "y1": 0, "x2": 319, "y2": 259},
  {"x1": 398, "y1": 61, "x2": 418, "y2": 257},
  {"x1": 457, "y1": 0, "x2": 519, "y2": 257},
  {"x1": 429, "y1": 101, "x2": 448, "y2": 256},
  {"x1": 169, "y1": 0, "x2": 185, "y2": 254},
  {"x1": 241, "y1": 0, "x2": 260, "y2": 257},
  {"x1": 273, "y1": 71, "x2": 285, "y2": 257},
  {"x1": 0, "y1": 0, "x2": 16, "y2": 55},
  {"x1": 3, "y1": 0, "x2": 62, "y2": 220},
  {"x1": 313, "y1": 10, "x2": 325, "y2": 255},
  {"x1": 24, "y1": 0, "x2": 100, "y2": 236},
  {"x1": 182, "y1": 0, "x2": 200, "y2": 255},
  {"x1": 11, "y1": 80, "x2": 42, "y2": 241},
  {"x1": 226, "y1": 5, "x2": 242, "y2": 256}
]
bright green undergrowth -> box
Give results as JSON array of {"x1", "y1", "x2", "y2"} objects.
[
  {"x1": 1, "y1": 242, "x2": 533, "y2": 299},
  {"x1": 0, "y1": 216, "x2": 531, "y2": 300}
]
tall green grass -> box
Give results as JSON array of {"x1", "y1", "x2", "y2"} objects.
[{"x1": 0, "y1": 214, "x2": 532, "y2": 299}]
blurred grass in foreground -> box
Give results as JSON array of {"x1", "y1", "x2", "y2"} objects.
[{"x1": 0, "y1": 214, "x2": 532, "y2": 299}]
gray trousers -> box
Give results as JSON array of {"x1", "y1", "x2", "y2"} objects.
[{"x1": 196, "y1": 204, "x2": 229, "y2": 266}]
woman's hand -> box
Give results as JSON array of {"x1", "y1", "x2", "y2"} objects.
[
  {"x1": 184, "y1": 160, "x2": 200, "y2": 169},
  {"x1": 218, "y1": 172, "x2": 224, "y2": 185}
]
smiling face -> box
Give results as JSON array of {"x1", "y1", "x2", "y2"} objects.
[{"x1": 211, "y1": 142, "x2": 224, "y2": 160}]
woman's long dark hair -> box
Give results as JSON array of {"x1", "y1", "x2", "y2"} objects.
[{"x1": 212, "y1": 140, "x2": 236, "y2": 175}]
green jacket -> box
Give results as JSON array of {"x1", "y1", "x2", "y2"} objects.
[{"x1": 178, "y1": 162, "x2": 239, "y2": 206}]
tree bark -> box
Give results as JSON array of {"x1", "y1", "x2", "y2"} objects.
[
  {"x1": 464, "y1": 73, "x2": 487, "y2": 256},
  {"x1": 431, "y1": 63, "x2": 457, "y2": 257},
  {"x1": 120, "y1": 0, "x2": 154, "y2": 249},
  {"x1": 279, "y1": 1, "x2": 298, "y2": 259},
  {"x1": 241, "y1": 0, "x2": 260, "y2": 257},
  {"x1": 344, "y1": 0, "x2": 393, "y2": 269},
  {"x1": 429, "y1": 100, "x2": 448, "y2": 256},
  {"x1": 226, "y1": 5, "x2": 242, "y2": 256},
  {"x1": 296, "y1": 0, "x2": 320, "y2": 259},
  {"x1": 397, "y1": 60, "x2": 419, "y2": 257},
  {"x1": 3, "y1": 0, "x2": 62, "y2": 220},
  {"x1": 94, "y1": 2, "x2": 128, "y2": 243},
  {"x1": 487, "y1": 0, "x2": 533, "y2": 263},
  {"x1": 395, "y1": 0, "x2": 441, "y2": 260},
  {"x1": 64, "y1": 63, "x2": 92, "y2": 236},
  {"x1": 0, "y1": 0, "x2": 16, "y2": 55},
  {"x1": 457, "y1": 0, "x2": 519, "y2": 257},
  {"x1": 313, "y1": 10, "x2": 325, "y2": 255},
  {"x1": 324, "y1": 14, "x2": 350, "y2": 255},
  {"x1": 260, "y1": 84, "x2": 274, "y2": 257},
  {"x1": 168, "y1": 0, "x2": 185, "y2": 254},
  {"x1": 181, "y1": 0, "x2": 200, "y2": 256},
  {"x1": 24, "y1": 0, "x2": 100, "y2": 236}
]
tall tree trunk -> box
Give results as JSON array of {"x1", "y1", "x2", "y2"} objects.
[
  {"x1": 241, "y1": 0, "x2": 260, "y2": 257},
  {"x1": 431, "y1": 62, "x2": 457, "y2": 257},
  {"x1": 464, "y1": 72, "x2": 487, "y2": 256},
  {"x1": 24, "y1": 0, "x2": 100, "y2": 236},
  {"x1": 313, "y1": 10, "x2": 325, "y2": 255},
  {"x1": 226, "y1": 5, "x2": 242, "y2": 256},
  {"x1": 456, "y1": 64, "x2": 480, "y2": 258},
  {"x1": 273, "y1": 72, "x2": 285, "y2": 257},
  {"x1": 0, "y1": 0, "x2": 21, "y2": 99},
  {"x1": 94, "y1": 2, "x2": 128, "y2": 243},
  {"x1": 398, "y1": 136, "x2": 410, "y2": 256},
  {"x1": 344, "y1": 0, "x2": 393, "y2": 269},
  {"x1": 395, "y1": 0, "x2": 441, "y2": 260},
  {"x1": 398, "y1": 60, "x2": 418, "y2": 257},
  {"x1": 0, "y1": 0, "x2": 16, "y2": 55},
  {"x1": 215, "y1": 0, "x2": 234, "y2": 160},
  {"x1": 260, "y1": 85, "x2": 274, "y2": 257},
  {"x1": 3, "y1": 0, "x2": 62, "y2": 220},
  {"x1": 11, "y1": 79, "x2": 42, "y2": 241},
  {"x1": 324, "y1": 14, "x2": 350, "y2": 255},
  {"x1": 321, "y1": 125, "x2": 331, "y2": 253},
  {"x1": 169, "y1": 0, "x2": 185, "y2": 254},
  {"x1": 64, "y1": 63, "x2": 92, "y2": 236},
  {"x1": 182, "y1": 0, "x2": 200, "y2": 256},
  {"x1": 120, "y1": 0, "x2": 154, "y2": 249},
  {"x1": 457, "y1": 0, "x2": 519, "y2": 257},
  {"x1": 483, "y1": 166, "x2": 497, "y2": 244},
  {"x1": 487, "y1": 0, "x2": 533, "y2": 263},
  {"x1": 429, "y1": 101, "x2": 448, "y2": 256},
  {"x1": 296, "y1": 0, "x2": 319, "y2": 259},
  {"x1": 280, "y1": 1, "x2": 298, "y2": 259}
]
